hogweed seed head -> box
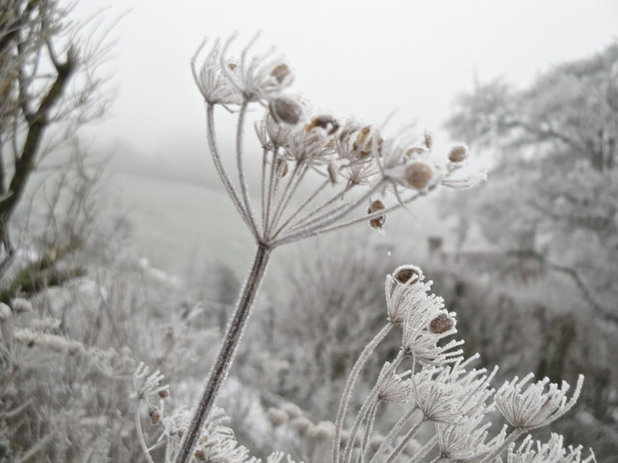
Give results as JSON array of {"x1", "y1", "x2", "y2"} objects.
[{"x1": 495, "y1": 373, "x2": 584, "y2": 430}]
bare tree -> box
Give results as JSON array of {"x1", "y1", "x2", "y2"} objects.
[{"x1": 0, "y1": 0, "x2": 112, "y2": 294}]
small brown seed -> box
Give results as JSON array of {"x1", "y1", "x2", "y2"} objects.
[
  {"x1": 271, "y1": 63, "x2": 291, "y2": 84},
  {"x1": 448, "y1": 144, "x2": 469, "y2": 163},
  {"x1": 404, "y1": 162, "x2": 433, "y2": 189},
  {"x1": 269, "y1": 96, "x2": 303, "y2": 125},
  {"x1": 368, "y1": 200, "x2": 386, "y2": 229},
  {"x1": 394, "y1": 267, "x2": 421, "y2": 285},
  {"x1": 429, "y1": 313, "x2": 454, "y2": 334}
]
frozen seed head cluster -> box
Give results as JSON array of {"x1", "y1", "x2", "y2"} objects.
[
  {"x1": 329, "y1": 266, "x2": 593, "y2": 463},
  {"x1": 191, "y1": 34, "x2": 483, "y2": 247},
  {"x1": 133, "y1": 261, "x2": 593, "y2": 462}
]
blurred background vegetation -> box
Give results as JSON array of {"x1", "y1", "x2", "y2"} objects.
[{"x1": 0, "y1": 1, "x2": 616, "y2": 461}]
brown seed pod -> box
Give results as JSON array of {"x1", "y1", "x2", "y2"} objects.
[
  {"x1": 157, "y1": 389, "x2": 169, "y2": 399},
  {"x1": 428, "y1": 313, "x2": 455, "y2": 334},
  {"x1": 305, "y1": 115, "x2": 340, "y2": 135},
  {"x1": 394, "y1": 266, "x2": 421, "y2": 285},
  {"x1": 368, "y1": 200, "x2": 386, "y2": 229},
  {"x1": 194, "y1": 449, "x2": 206, "y2": 461},
  {"x1": 448, "y1": 144, "x2": 469, "y2": 163},
  {"x1": 269, "y1": 96, "x2": 303, "y2": 125},
  {"x1": 404, "y1": 162, "x2": 433, "y2": 189},
  {"x1": 271, "y1": 63, "x2": 291, "y2": 84},
  {"x1": 149, "y1": 408, "x2": 161, "y2": 425}
]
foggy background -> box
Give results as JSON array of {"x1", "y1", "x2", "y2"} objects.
[{"x1": 2, "y1": 0, "x2": 618, "y2": 461}]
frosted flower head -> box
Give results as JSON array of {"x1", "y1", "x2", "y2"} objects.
[
  {"x1": 376, "y1": 363, "x2": 412, "y2": 402},
  {"x1": 495, "y1": 373, "x2": 584, "y2": 430},
  {"x1": 192, "y1": 39, "x2": 242, "y2": 106},
  {"x1": 384, "y1": 265, "x2": 425, "y2": 325},
  {"x1": 221, "y1": 33, "x2": 294, "y2": 102},
  {"x1": 131, "y1": 362, "x2": 170, "y2": 405},
  {"x1": 436, "y1": 415, "x2": 506, "y2": 461},
  {"x1": 507, "y1": 433, "x2": 596, "y2": 463}
]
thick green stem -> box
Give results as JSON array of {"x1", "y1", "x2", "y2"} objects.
[{"x1": 175, "y1": 243, "x2": 272, "y2": 463}]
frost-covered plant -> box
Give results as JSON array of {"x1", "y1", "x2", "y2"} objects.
[
  {"x1": 136, "y1": 264, "x2": 594, "y2": 462},
  {"x1": 173, "y1": 33, "x2": 483, "y2": 462}
]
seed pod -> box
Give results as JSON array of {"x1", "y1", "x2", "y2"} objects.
[
  {"x1": 404, "y1": 161, "x2": 433, "y2": 189},
  {"x1": 269, "y1": 96, "x2": 303, "y2": 125},
  {"x1": 305, "y1": 115, "x2": 339, "y2": 134},
  {"x1": 448, "y1": 144, "x2": 469, "y2": 163},
  {"x1": 194, "y1": 449, "x2": 206, "y2": 461},
  {"x1": 393, "y1": 265, "x2": 422, "y2": 285},
  {"x1": 271, "y1": 63, "x2": 291, "y2": 84},
  {"x1": 149, "y1": 407, "x2": 161, "y2": 425},
  {"x1": 428, "y1": 313, "x2": 455, "y2": 334},
  {"x1": 157, "y1": 389, "x2": 169, "y2": 399},
  {"x1": 368, "y1": 200, "x2": 386, "y2": 229}
]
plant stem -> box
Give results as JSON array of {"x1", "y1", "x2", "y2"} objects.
[{"x1": 175, "y1": 242, "x2": 272, "y2": 463}]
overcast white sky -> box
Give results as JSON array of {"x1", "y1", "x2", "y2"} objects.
[{"x1": 78, "y1": 0, "x2": 618, "y2": 158}]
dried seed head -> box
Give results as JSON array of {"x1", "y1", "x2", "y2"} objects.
[
  {"x1": 394, "y1": 265, "x2": 422, "y2": 285},
  {"x1": 428, "y1": 313, "x2": 455, "y2": 334},
  {"x1": 157, "y1": 389, "x2": 169, "y2": 399},
  {"x1": 276, "y1": 158, "x2": 289, "y2": 177},
  {"x1": 271, "y1": 63, "x2": 291, "y2": 84},
  {"x1": 269, "y1": 96, "x2": 303, "y2": 125},
  {"x1": 227, "y1": 62, "x2": 237, "y2": 71},
  {"x1": 176, "y1": 428, "x2": 185, "y2": 438},
  {"x1": 404, "y1": 161, "x2": 433, "y2": 189},
  {"x1": 368, "y1": 200, "x2": 386, "y2": 229},
  {"x1": 194, "y1": 449, "x2": 206, "y2": 461},
  {"x1": 448, "y1": 144, "x2": 469, "y2": 163}
]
